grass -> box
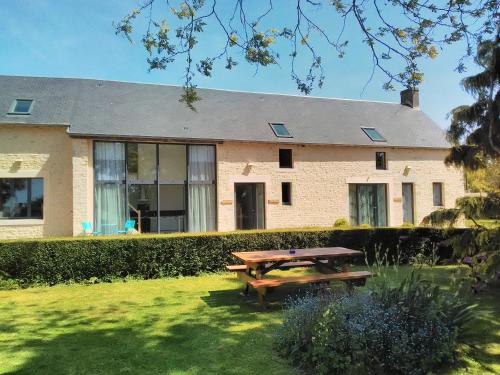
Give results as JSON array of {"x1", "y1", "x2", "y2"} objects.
[
  {"x1": 0, "y1": 267, "x2": 498, "y2": 375},
  {"x1": 466, "y1": 219, "x2": 500, "y2": 228}
]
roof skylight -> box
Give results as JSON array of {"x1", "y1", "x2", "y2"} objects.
[
  {"x1": 361, "y1": 127, "x2": 386, "y2": 142},
  {"x1": 9, "y1": 99, "x2": 34, "y2": 115},
  {"x1": 270, "y1": 123, "x2": 292, "y2": 138}
]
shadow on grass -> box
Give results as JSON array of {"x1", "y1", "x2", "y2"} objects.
[
  {"x1": 453, "y1": 286, "x2": 500, "y2": 374},
  {"x1": 7, "y1": 324, "x2": 265, "y2": 375},
  {"x1": 201, "y1": 283, "x2": 341, "y2": 312},
  {"x1": 2, "y1": 291, "x2": 293, "y2": 375}
]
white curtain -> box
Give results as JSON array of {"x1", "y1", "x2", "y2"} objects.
[
  {"x1": 94, "y1": 142, "x2": 126, "y2": 235},
  {"x1": 95, "y1": 142, "x2": 125, "y2": 181},
  {"x1": 188, "y1": 145, "x2": 216, "y2": 232},
  {"x1": 95, "y1": 184, "x2": 126, "y2": 235}
]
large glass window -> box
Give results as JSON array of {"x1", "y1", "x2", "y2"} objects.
[
  {"x1": 349, "y1": 184, "x2": 387, "y2": 227},
  {"x1": 159, "y1": 145, "x2": 187, "y2": 232},
  {"x1": 94, "y1": 142, "x2": 216, "y2": 234},
  {"x1": 0, "y1": 178, "x2": 43, "y2": 219},
  {"x1": 188, "y1": 145, "x2": 216, "y2": 232},
  {"x1": 128, "y1": 184, "x2": 157, "y2": 233},
  {"x1": 127, "y1": 143, "x2": 156, "y2": 181},
  {"x1": 94, "y1": 142, "x2": 126, "y2": 235}
]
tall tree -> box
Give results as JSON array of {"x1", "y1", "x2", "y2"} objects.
[
  {"x1": 115, "y1": 0, "x2": 499, "y2": 109},
  {"x1": 446, "y1": 32, "x2": 500, "y2": 170}
]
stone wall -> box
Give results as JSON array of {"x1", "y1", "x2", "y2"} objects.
[
  {"x1": 216, "y1": 142, "x2": 464, "y2": 231},
  {"x1": 0, "y1": 126, "x2": 73, "y2": 239}
]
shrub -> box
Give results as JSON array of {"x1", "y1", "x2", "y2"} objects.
[
  {"x1": 0, "y1": 227, "x2": 467, "y2": 285},
  {"x1": 333, "y1": 218, "x2": 349, "y2": 227},
  {"x1": 274, "y1": 273, "x2": 474, "y2": 375},
  {"x1": 274, "y1": 292, "x2": 336, "y2": 366}
]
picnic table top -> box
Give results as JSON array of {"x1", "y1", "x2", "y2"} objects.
[{"x1": 232, "y1": 247, "x2": 363, "y2": 263}]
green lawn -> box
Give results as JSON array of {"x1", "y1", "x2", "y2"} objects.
[
  {"x1": 0, "y1": 267, "x2": 498, "y2": 375},
  {"x1": 466, "y1": 219, "x2": 500, "y2": 228}
]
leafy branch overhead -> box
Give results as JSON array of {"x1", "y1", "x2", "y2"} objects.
[{"x1": 115, "y1": 0, "x2": 499, "y2": 108}]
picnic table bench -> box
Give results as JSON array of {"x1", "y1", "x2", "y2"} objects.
[{"x1": 228, "y1": 247, "x2": 373, "y2": 307}]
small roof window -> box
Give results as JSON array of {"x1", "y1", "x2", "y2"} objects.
[
  {"x1": 270, "y1": 123, "x2": 292, "y2": 138},
  {"x1": 361, "y1": 127, "x2": 386, "y2": 142},
  {"x1": 9, "y1": 99, "x2": 34, "y2": 115}
]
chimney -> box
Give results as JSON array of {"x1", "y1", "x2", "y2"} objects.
[{"x1": 400, "y1": 88, "x2": 419, "y2": 109}]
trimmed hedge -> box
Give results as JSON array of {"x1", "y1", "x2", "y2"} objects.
[{"x1": 0, "y1": 228, "x2": 467, "y2": 285}]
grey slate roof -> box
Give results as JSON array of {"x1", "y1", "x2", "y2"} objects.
[{"x1": 0, "y1": 75, "x2": 449, "y2": 148}]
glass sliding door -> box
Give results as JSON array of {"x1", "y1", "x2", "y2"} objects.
[
  {"x1": 349, "y1": 184, "x2": 387, "y2": 227},
  {"x1": 159, "y1": 145, "x2": 187, "y2": 233},
  {"x1": 94, "y1": 142, "x2": 126, "y2": 235},
  {"x1": 188, "y1": 145, "x2": 216, "y2": 232}
]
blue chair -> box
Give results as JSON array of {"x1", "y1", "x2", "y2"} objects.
[
  {"x1": 81, "y1": 221, "x2": 101, "y2": 236},
  {"x1": 117, "y1": 219, "x2": 136, "y2": 234}
]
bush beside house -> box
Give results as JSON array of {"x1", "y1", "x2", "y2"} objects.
[{"x1": 0, "y1": 228, "x2": 468, "y2": 285}]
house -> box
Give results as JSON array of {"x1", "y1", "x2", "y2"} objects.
[{"x1": 0, "y1": 75, "x2": 464, "y2": 239}]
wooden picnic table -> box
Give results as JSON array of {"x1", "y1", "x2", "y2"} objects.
[{"x1": 229, "y1": 247, "x2": 372, "y2": 307}]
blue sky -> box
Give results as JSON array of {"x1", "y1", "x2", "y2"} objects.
[{"x1": 1, "y1": 0, "x2": 481, "y2": 128}]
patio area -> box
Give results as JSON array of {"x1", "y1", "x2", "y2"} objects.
[{"x1": 0, "y1": 266, "x2": 498, "y2": 375}]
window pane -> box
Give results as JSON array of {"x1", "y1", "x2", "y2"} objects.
[
  {"x1": 282, "y1": 182, "x2": 291, "y2": 205},
  {"x1": 376, "y1": 184, "x2": 387, "y2": 226},
  {"x1": 433, "y1": 183, "x2": 443, "y2": 206},
  {"x1": 159, "y1": 184, "x2": 185, "y2": 233},
  {"x1": 95, "y1": 142, "x2": 125, "y2": 181},
  {"x1": 362, "y1": 127, "x2": 386, "y2": 142},
  {"x1": 349, "y1": 184, "x2": 358, "y2": 225},
  {"x1": 159, "y1": 144, "x2": 186, "y2": 181},
  {"x1": 0, "y1": 178, "x2": 44, "y2": 219},
  {"x1": 376, "y1": 152, "x2": 386, "y2": 170},
  {"x1": 188, "y1": 145, "x2": 215, "y2": 183},
  {"x1": 30, "y1": 178, "x2": 44, "y2": 218},
  {"x1": 270, "y1": 123, "x2": 292, "y2": 137},
  {"x1": 127, "y1": 143, "x2": 156, "y2": 181},
  {"x1": 402, "y1": 183, "x2": 414, "y2": 224},
  {"x1": 13, "y1": 100, "x2": 33, "y2": 113},
  {"x1": 279, "y1": 149, "x2": 293, "y2": 168},
  {"x1": 188, "y1": 145, "x2": 216, "y2": 232},
  {"x1": 128, "y1": 184, "x2": 158, "y2": 233},
  {"x1": 95, "y1": 183, "x2": 126, "y2": 235},
  {"x1": 0, "y1": 179, "x2": 28, "y2": 218}
]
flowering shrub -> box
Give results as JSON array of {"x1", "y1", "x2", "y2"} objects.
[
  {"x1": 274, "y1": 273, "x2": 474, "y2": 375},
  {"x1": 273, "y1": 292, "x2": 335, "y2": 366}
]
